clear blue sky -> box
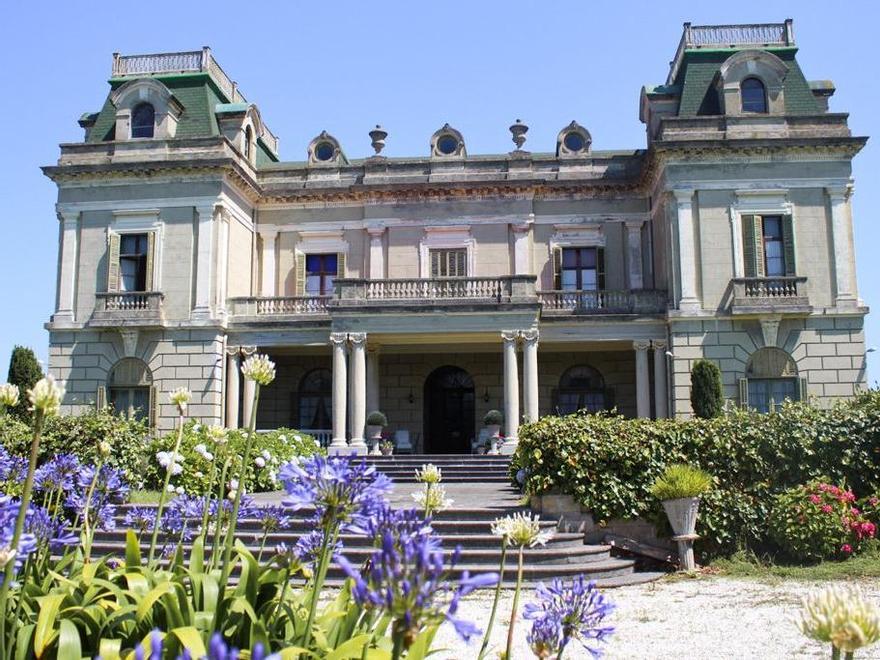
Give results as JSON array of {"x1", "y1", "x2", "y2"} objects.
[{"x1": 1, "y1": 0, "x2": 877, "y2": 382}]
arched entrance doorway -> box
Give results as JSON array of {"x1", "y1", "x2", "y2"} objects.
[{"x1": 423, "y1": 366, "x2": 475, "y2": 454}]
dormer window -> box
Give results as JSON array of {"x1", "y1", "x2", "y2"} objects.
[
  {"x1": 131, "y1": 103, "x2": 155, "y2": 138},
  {"x1": 314, "y1": 141, "x2": 335, "y2": 161},
  {"x1": 741, "y1": 78, "x2": 768, "y2": 113}
]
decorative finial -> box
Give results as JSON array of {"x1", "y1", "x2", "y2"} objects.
[
  {"x1": 369, "y1": 125, "x2": 388, "y2": 155},
  {"x1": 510, "y1": 119, "x2": 528, "y2": 150}
]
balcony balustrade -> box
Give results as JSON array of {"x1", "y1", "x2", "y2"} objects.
[
  {"x1": 333, "y1": 276, "x2": 537, "y2": 307},
  {"x1": 227, "y1": 295, "x2": 331, "y2": 319},
  {"x1": 538, "y1": 289, "x2": 668, "y2": 315},
  {"x1": 730, "y1": 276, "x2": 811, "y2": 315},
  {"x1": 92, "y1": 292, "x2": 164, "y2": 326}
]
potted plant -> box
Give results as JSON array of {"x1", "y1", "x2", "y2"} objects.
[
  {"x1": 650, "y1": 463, "x2": 713, "y2": 571},
  {"x1": 483, "y1": 409, "x2": 503, "y2": 438},
  {"x1": 380, "y1": 439, "x2": 394, "y2": 456},
  {"x1": 366, "y1": 411, "x2": 387, "y2": 455}
]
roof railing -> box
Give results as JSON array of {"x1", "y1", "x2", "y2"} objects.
[
  {"x1": 666, "y1": 19, "x2": 794, "y2": 84},
  {"x1": 111, "y1": 47, "x2": 278, "y2": 155}
]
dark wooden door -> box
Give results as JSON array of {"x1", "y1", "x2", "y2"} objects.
[{"x1": 424, "y1": 366, "x2": 475, "y2": 454}]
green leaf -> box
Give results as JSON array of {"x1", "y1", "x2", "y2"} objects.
[
  {"x1": 125, "y1": 530, "x2": 142, "y2": 569},
  {"x1": 98, "y1": 638, "x2": 122, "y2": 660},
  {"x1": 135, "y1": 582, "x2": 175, "y2": 623},
  {"x1": 14, "y1": 624, "x2": 34, "y2": 660},
  {"x1": 34, "y1": 593, "x2": 65, "y2": 656},
  {"x1": 56, "y1": 620, "x2": 82, "y2": 660},
  {"x1": 190, "y1": 535, "x2": 205, "y2": 574},
  {"x1": 405, "y1": 624, "x2": 440, "y2": 660},
  {"x1": 324, "y1": 633, "x2": 372, "y2": 660},
  {"x1": 168, "y1": 627, "x2": 206, "y2": 657}
]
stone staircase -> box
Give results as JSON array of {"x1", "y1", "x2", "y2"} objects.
[{"x1": 91, "y1": 455, "x2": 664, "y2": 587}]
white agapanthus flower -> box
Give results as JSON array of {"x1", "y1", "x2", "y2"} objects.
[
  {"x1": 241, "y1": 354, "x2": 276, "y2": 386},
  {"x1": 254, "y1": 457, "x2": 266, "y2": 468},
  {"x1": 0, "y1": 547, "x2": 17, "y2": 569},
  {"x1": 98, "y1": 441, "x2": 112, "y2": 457},
  {"x1": 0, "y1": 383, "x2": 20, "y2": 408},
  {"x1": 27, "y1": 376, "x2": 65, "y2": 416},
  {"x1": 207, "y1": 425, "x2": 228, "y2": 444},
  {"x1": 412, "y1": 485, "x2": 454, "y2": 513},
  {"x1": 415, "y1": 463, "x2": 443, "y2": 484},
  {"x1": 169, "y1": 387, "x2": 191, "y2": 414},
  {"x1": 801, "y1": 585, "x2": 880, "y2": 654},
  {"x1": 491, "y1": 512, "x2": 554, "y2": 548}
]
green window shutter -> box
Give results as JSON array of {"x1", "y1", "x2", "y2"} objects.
[
  {"x1": 738, "y1": 378, "x2": 750, "y2": 409},
  {"x1": 798, "y1": 377, "x2": 809, "y2": 403},
  {"x1": 294, "y1": 252, "x2": 305, "y2": 296},
  {"x1": 552, "y1": 247, "x2": 562, "y2": 289},
  {"x1": 336, "y1": 252, "x2": 346, "y2": 279},
  {"x1": 596, "y1": 247, "x2": 606, "y2": 290},
  {"x1": 741, "y1": 215, "x2": 756, "y2": 277},
  {"x1": 145, "y1": 231, "x2": 156, "y2": 291},
  {"x1": 782, "y1": 215, "x2": 796, "y2": 276},
  {"x1": 754, "y1": 216, "x2": 766, "y2": 277},
  {"x1": 96, "y1": 385, "x2": 106, "y2": 411},
  {"x1": 148, "y1": 385, "x2": 158, "y2": 430},
  {"x1": 107, "y1": 233, "x2": 121, "y2": 292}
]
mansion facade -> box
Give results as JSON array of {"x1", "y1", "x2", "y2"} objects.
[{"x1": 44, "y1": 21, "x2": 868, "y2": 453}]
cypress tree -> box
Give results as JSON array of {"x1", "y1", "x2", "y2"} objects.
[
  {"x1": 6, "y1": 346, "x2": 44, "y2": 419},
  {"x1": 690, "y1": 358, "x2": 724, "y2": 419}
]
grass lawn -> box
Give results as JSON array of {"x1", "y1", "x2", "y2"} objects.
[
  {"x1": 705, "y1": 543, "x2": 880, "y2": 581},
  {"x1": 129, "y1": 489, "x2": 161, "y2": 504}
]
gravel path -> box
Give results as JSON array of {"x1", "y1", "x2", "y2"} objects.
[{"x1": 431, "y1": 576, "x2": 880, "y2": 659}]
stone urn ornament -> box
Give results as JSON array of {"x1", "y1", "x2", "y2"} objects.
[
  {"x1": 366, "y1": 411, "x2": 387, "y2": 456},
  {"x1": 483, "y1": 410, "x2": 503, "y2": 455},
  {"x1": 649, "y1": 464, "x2": 713, "y2": 571}
]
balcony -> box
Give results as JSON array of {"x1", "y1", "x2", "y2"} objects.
[
  {"x1": 332, "y1": 276, "x2": 538, "y2": 310},
  {"x1": 227, "y1": 296, "x2": 331, "y2": 322},
  {"x1": 730, "y1": 277, "x2": 811, "y2": 315},
  {"x1": 91, "y1": 292, "x2": 164, "y2": 327},
  {"x1": 538, "y1": 290, "x2": 668, "y2": 316}
]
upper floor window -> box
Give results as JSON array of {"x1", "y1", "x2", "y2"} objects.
[
  {"x1": 430, "y1": 248, "x2": 467, "y2": 277},
  {"x1": 131, "y1": 103, "x2": 155, "y2": 138},
  {"x1": 762, "y1": 215, "x2": 786, "y2": 276},
  {"x1": 559, "y1": 247, "x2": 604, "y2": 291},
  {"x1": 244, "y1": 125, "x2": 253, "y2": 160},
  {"x1": 119, "y1": 233, "x2": 149, "y2": 292},
  {"x1": 741, "y1": 78, "x2": 768, "y2": 114},
  {"x1": 305, "y1": 254, "x2": 338, "y2": 296}
]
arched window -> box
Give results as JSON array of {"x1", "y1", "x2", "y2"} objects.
[
  {"x1": 243, "y1": 125, "x2": 253, "y2": 160},
  {"x1": 108, "y1": 358, "x2": 152, "y2": 421},
  {"x1": 297, "y1": 368, "x2": 332, "y2": 430},
  {"x1": 555, "y1": 365, "x2": 608, "y2": 415},
  {"x1": 742, "y1": 347, "x2": 802, "y2": 413},
  {"x1": 741, "y1": 78, "x2": 768, "y2": 114},
  {"x1": 131, "y1": 103, "x2": 155, "y2": 138}
]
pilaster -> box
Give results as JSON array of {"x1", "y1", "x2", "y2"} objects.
[
  {"x1": 55, "y1": 210, "x2": 80, "y2": 323},
  {"x1": 625, "y1": 220, "x2": 644, "y2": 290},
  {"x1": 192, "y1": 204, "x2": 217, "y2": 319},
  {"x1": 634, "y1": 340, "x2": 651, "y2": 418},
  {"x1": 672, "y1": 190, "x2": 700, "y2": 312}
]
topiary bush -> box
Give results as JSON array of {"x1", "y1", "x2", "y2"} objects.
[
  {"x1": 483, "y1": 410, "x2": 503, "y2": 426},
  {"x1": 512, "y1": 391, "x2": 880, "y2": 558},
  {"x1": 690, "y1": 358, "x2": 724, "y2": 419},
  {"x1": 768, "y1": 480, "x2": 877, "y2": 562},
  {"x1": 6, "y1": 345, "x2": 44, "y2": 420},
  {"x1": 144, "y1": 423, "x2": 322, "y2": 494},
  {"x1": 366, "y1": 411, "x2": 388, "y2": 427}
]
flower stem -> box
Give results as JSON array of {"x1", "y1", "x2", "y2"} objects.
[
  {"x1": 832, "y1": 645, "x2": 841, "y2": 660},
  {"x1": 199, "y1": 453, "x2": 219, "y2": 541},
  {"x1": 209, "y1": 454, "x2": 232, "y2": 572},
  {"x1": 505, "y1": 546, "x2": 525, "y2": 660},
  {"x1": 478, "y1": 542, "x2": 507, "y2": 660},
  {"x1": 81, "y1": 456, "x2": 106, "y2": 564},
  {"x1": 148, "y1": 413, "x2": 185, "y2": 564},
  {"x1": 302, "y1": 522, "x2": 339, "y2": 649}
]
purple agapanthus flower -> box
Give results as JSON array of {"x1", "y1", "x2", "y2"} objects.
[
  {"x1": 132, "y1": 628, "x2": 278, "y2": 660},
  {"x1": 523, "y1": 576, "x2": 615, "y2": 658},
  {"x1": 364, "y1": 505, "x2": 434, "y2": 545},
  {"x1": 0, "y1": 447, "x2": 27, "y2": 485},
  {"x1": 293, "y1": 528, "x2": 342, "y2": 568},
  {"x1": 34, "y1": 454, "x2": 81, "y2": 493},
  {"x1": 0, "y1": 496, "x2": 38, "y2": 578},
  {"x1": 66, "y1": 465, "x2": 129, "y2": 531},
  {"x1": 25, "y1": 504, "x2": 78, "y2": 551},
  {"x1": 336, "y1": 530, "x2": 497, "y2": 645},
  {"x1": 252, "y1": 505, "x2": 291, "y2": 534},
  {"x1": 278, "y1": 456, "x2": 392, "y2": 533},
  {"x1": 123, "y1": 507, "x2": 156, "y2": 536}
]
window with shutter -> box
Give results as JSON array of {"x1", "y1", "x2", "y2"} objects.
[
  {"x1": 560, "y1": 247, "x2": 601, "y2": 291},
  {"x1": 782, "y1": 215, "x2": 796, "y2": 276},
  {"x1": 294, "y1": 252, "x2": 306, "y2": 296},
  {"x1": 144, "y1": 232, "x2": 156, "y2": 291},
  {"x1": 741, "y1": 215, "x2": 767, "y2": 278},
  {"x1": 107, "y1": 233, "x2": 121, "y2": 292},
  {"x1": 552, "y1": 247, "x2": 563, "y2": 289},
  {"x1": 305, "y1": 254, "x2": 338, "y2": 296},
  {"x1": 761, "y1": 216, "x2": 785, "y2": 277},
  {"x1": 118, "y1": 233, "x2": 149, "y2": 292},
  {"x1": 429, "y1": 249, "x2": 467, "y2": 277}
]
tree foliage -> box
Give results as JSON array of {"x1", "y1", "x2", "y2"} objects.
[
  {"x1": 6, "y1": 345, "x2": 43, "y2": 419},
  {"x1": 690, "y1": 358, "x2": 724, "y2": 419}
]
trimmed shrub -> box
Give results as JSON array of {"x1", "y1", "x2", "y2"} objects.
[
  {"x1": 6, "y1": 345, "x2": 43, "y2": 420},
  {"x1": 650, "y1": 464, "x2": 713, "y2": 501},
  {"x1": 1, "y1": 408, "x2": 151, "y2": 487},
  {"x1": 690, "y1": 359, "x2": 723, "y2": 419},
  {"x1": 366, "y1": 411, "x2": 388, "y2": 427},
  {"x1": 768, "y1": 480, "x2": 876, "y2": 561},
  {"x1": 512, "y1": 391, "x2": 880, "y2": 557},
  {"x1": 483, "y1": 409, "x2": 503, "y2": 426},
  {"x1": 145, "y1": 423, "x2": 322, "y2": 494}
]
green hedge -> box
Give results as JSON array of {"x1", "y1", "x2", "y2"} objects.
[
  {"x1": 144, "y1": 422, "x2": 323, "y2": 494},
  {"x1": 1, "y1": 409, "x2": 151, "y2": 487},
  {"x1": 511, "y1": 391, "x2": 880, "y2": 557}
]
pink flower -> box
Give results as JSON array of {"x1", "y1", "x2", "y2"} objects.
[
  {"x1": 862, "y1": 522, "x2": 877, "y2": 538},
  {"x1": 841, "y1": 491, "x2": 856, "y2": 503},
  {"x1": 870, "y1": 497, "x2": 879, "y2": 506},
  {"x1": 841, "y1": 544, "x2": 853, "y2": 554},
  {"x1": 851, "y1": 507, "x2": 861, "y2": 516},
  {"x1": 821, "y1": 504, "x2": 833, "y2": 514},
  {"x1": 809, "y1": 494, "x2": 822, "y2": 505}
]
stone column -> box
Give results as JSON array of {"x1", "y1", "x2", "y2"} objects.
[
  {"x1": 348, "y1": 333, "x2": 368, "y2": 453},
  {"x1": 225, "y1": 349, "x2": 241, "y2": 428},
  {"x1": 625, "y1": 220, "x2": 645, "y2": 289},
  {"x1": 500, "y1": 331, "x2": 520, "y2": 454},
  {"x1": 827, "y1": 186, "x2": 857, "y2": 307},
  {"x1": 216, "y1": 208, "x2": 230, "y2": 316},
  {"x1": 240, "y1": 346, "x2": 257, "y2": 428},
  {"x1": 192, "y1": 204, "x2": 216, "y2": 319},
  {"x1": 260, "y1": 228, "x2": 278, "y2": 297},
  {"x1": 368, "y1": 227, "x2": 385, "y2": 279},
  {"x1": 522, "y1": 329, "x2": 539, "y2": 423},
  {"x1": 55, "y1": 210, "x2": 79, "y2": 323},
  {"x1": 672, "y1": 190, "x2": 700, "y2": 312},
  {"x1": 652, "y1": 340, "x2": 668, "y2": 419},
  {"x1": 634, "y1": 340, "x2": 651, "y2": 419},
  {"x1": 329, "y1": 333, "x2": 349, "y2": 452},
  {"x1": 512, "y1": 218, "x2": 533, "y2": 275},
  {"x1": 366, "y1": 345, "x2": 380, "y2": 415}
]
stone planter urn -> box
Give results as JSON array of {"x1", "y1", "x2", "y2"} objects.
[
  {"x1": 380, "y1": 442, "x2": 394, "y2": 456},
  {"x1": 367, "y1": 425, "x2": 383, "y2": 456},
  {"x1": 662, "y1": 497, "x2": 700, "y2": 570}
]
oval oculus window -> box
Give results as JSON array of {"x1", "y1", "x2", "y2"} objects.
[
  {"x1": 436, "y1": 134, "x2": 459, "y2": 155},
  {"x1": 314, "y1": 142, "x2": 335, "y2": 161},
  {"x1": 563, "y1": 131, "x2": 586, "y2": 152}
]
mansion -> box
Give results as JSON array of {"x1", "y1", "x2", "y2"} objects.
[{"x1": 44, "y1": 20, "x2": 868, "y2": 453}]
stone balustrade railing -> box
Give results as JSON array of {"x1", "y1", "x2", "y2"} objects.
[
  {"x1": 538, "y1": 289, "x2": 668, "y2": 314},
  {"x1": 96, "y1": 291, "x2": 164, "y2": 312},
  {"x1": 228, "y1": 296, "x2": 331, "y2": 317},
  {"x1": 730, "y1": 276, "x2": 811, "y2": 314}
]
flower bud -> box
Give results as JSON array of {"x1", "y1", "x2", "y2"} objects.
[
  {"x1": 207, "y1": 425, "x2": 228, "y2": 444},
  {"x1": 27, "y1": 376, "x2": 65, "y2": 416},
  {"x1": 169, "y1": 387, "x2": 191, "y2": 414},
  {"x1": 98, "y1": 441, "x2": 112, "y2": 457},
  {"x1": 0, "y1": 383, "x2": 20, "y2": 408},
  {"x1": 241, "y1": 354, "x2": 276, "y2": 386}
]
